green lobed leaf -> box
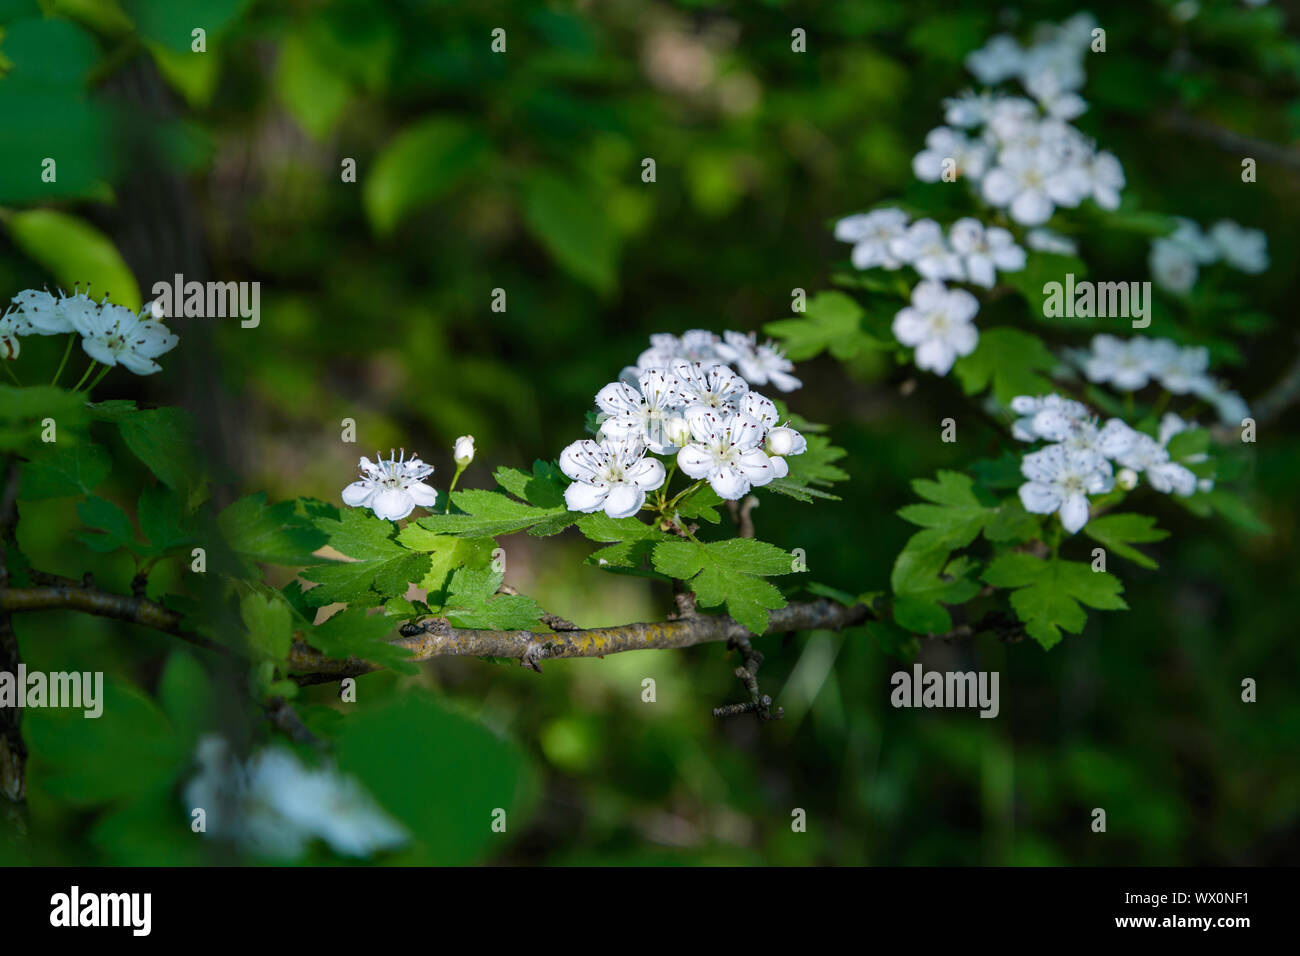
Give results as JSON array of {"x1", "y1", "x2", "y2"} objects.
[
  {"x1": 1082, "y1": 513, "x2": 1170, "y2": 570},
  {"x1": 952, "y1": 327, "x2": 1057, "y2": 405},
  {"x1": 982, "y1": 553, "x2": 1127, "y2": 649},
  {"x1": 652, "y1": 538, "x2": 796, "y2": 634}
]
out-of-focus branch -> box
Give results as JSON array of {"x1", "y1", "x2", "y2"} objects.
[
  {"x1": 1160, "y1": 109, "x2": 1300, "y2": 171},
  {"x1": 288, "y1": 598, "x2": 875, "y2": 685},
  {"x1": 1250, "y1": 337, "x2": 1300, "y2": 425},
  {"x1": 0, "y1": 573, "x2": 233, "y2": 660},
  {"x1": 0, "y1": 459, "x2": 28, "y2": 813}
]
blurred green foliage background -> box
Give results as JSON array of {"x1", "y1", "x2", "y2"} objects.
[{"x1": 1, "y1": 0, "x2": 1298, "y2": 865}]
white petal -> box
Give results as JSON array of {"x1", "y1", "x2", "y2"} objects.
[
  {"x1": 1010, "y1": 189, "x2": 1053, "y2": 226},
  {"x1": 564, "y1": 481, "x2": 608, "y2": 513},
  {"x1": 892, "y1": 308, "x2": 928, "y2": 346},
  {"x1": 1018, "y1": 481, "x2": 1060, "y2": 515},
  {"x1": 603, "y1": 483, "x2": 644, "y2": 519},
  {"x1": 405, "y1": 482, "x2": 438, "y2": 508},
  {"x1": 914, "y1": 338, "x2": 957, "y2": 375},
  {"x1": 626, "y1": 457, "x2": 666, "y2": 491},
  {"x1": 677, "y1": 444, "x2": 713, "y2": 479},
  {"x1": 709, "y1": 468, "x2": 749, "y2": 500},
  {"x1": 371, "y1": 489, "x2": 415, "y2": 522},
  {"x1": 1058, "y1": 493, "x2": 1090, "y2": 533},
  {"x1": 81, "y1": 336, "x2": 119, "y2": 367},
  {"x1": 342, "y1": 481, "x2": 376, "y2": 507},
  {"x1": 736, "y1": 448, "x2": 776, "y2": 486}
]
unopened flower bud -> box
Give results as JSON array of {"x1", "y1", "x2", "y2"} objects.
[
  {"x1": 767, "y1": 426, "x2": 798, "y2": 457},
  {"x1": 454, "y1": 435, "x2": 475, "y2": 467},
  {"x1": 1117, "y1": 467, "x2": 1138, "y2": 491},
  {"x1": 662, "y1": 416, "x2": 690, "y2": 449}
]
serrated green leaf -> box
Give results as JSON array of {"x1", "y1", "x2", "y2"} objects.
[
  {"x1": 982, "y1": 554, "x2": 1127, "y2": 649},
  {"x1": 75, "y1": 495, "x2": 138, "y2": 554},
  {"x1": 890, "y1": 546, "x2": 980, "y2": 634},
  {"x1": 413, "y1": 488, "x2": 573, "y2": 538},
  {"x1": 304, "y1": 606, "x2": 417, "y2": 674},
  {"x1": 652, "y1": 538, "x2": 794, "y2": 633},
  {"x1": 1082, "y1": 513, "x2": 1169, "y2": 569},
  {"x1": 118, "y1": 407, "x2": 202, "y2": 499},
  {"x1": 19, "y1": 440, "x2": 109, "y2": 499},
  {"x1": 240, "y1": 590, "x2": 293, "y2": 664},
  {"x1": 302, "y1": 508, "x2": 429, "y2": 606},
  {"x1": 138, "y1": 484, "x2": 193, "y2": 557},
  {"x1": 764, "y1": 290, "x2": 886, "y2": 360},
  {"x1": 493, "y1": 459, "x2": 567, "y2": 508},
  {"x1": 768, "y1": 433, "x2": 848, "y2": 502},
  {"x1": 952, "y1": 327, "x2": 1057, "y2": 404},
  {"x1": 0, "y1": 383, "x2": 89, "y2": 452},
  {"x1": 217, "y1": 493, "x2": 329, "y2": 572}
]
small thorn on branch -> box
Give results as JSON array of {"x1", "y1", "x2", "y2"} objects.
[{"x1": 712, "y1": 635, "x2": 783, "y2": 721}]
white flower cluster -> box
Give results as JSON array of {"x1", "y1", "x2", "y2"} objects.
[
  {"x1": 184, "y1": 735, "x2": 407, "y2": 860},
  {"x1": 948, "y1": 13, "x2": 1124, "y2": 225},
  {"x1": 832, "y1": 211, "x2": 1028, "y2": 375},
  {"x1": 1011, "y1": 394, "x2": 1206, "y2": 533},
  {"x1": 1073, "y1": 334, "x2": 1249, "y2": 425},
  {"x1": 835, "y1": 14, "x2": 1121, "y2": 378},
  {"x1": 3, "y1": 287, "x2": 179, "y2": 374},
  {"x1": 1148, "y1": 218, "x2": 1269, "y2": 294},
  {"x1": 561, "y1": 330, "x2": 808, "y2": 514}
]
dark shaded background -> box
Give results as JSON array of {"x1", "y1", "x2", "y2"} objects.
[{"x1": 2, "y1": 0, "x2": 1297, "y2": 865}]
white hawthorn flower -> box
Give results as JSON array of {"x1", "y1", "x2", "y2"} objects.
[
  {"x1": 676, "y1": 409, "x2": 777, "y2": 500},
  {"x1": 1082, "y1": 334, "x2": 1158, "y2": 392},
  {"x1": 1083, "y1": 151, "x2": 1125, "y2": 209},
  {"x1": 981, "y1": 146, "x2": 1084, "y2": 225},
  {"x1": 637, "y1": 329, "x2": 722, "y2": 369},
  {"x1": 1023, "y1": 68, "x2": 1087, "y2": 120},
  {"x1": 1010, "y1": 394, "x2": 1089, "y2": 442},
  {"x1": 1018, "y1": 444, "x2": 1113, "y2": 534},
  {"x1": 1149, "y1": 238, "x2": 1199, "y2": 294},
  {"x1": 1209, "y1": 220, "x2": 1268, "y2": 274},
  {"x1": 911, "y1": 126, "x2": 991, "y2": 183},
  {"x1": 185, "y1": 736, "x2": 407, "y2": 860},
  {"x1": 11, "y1": 288, "x2": 99, "y2": 336},
  {"x1": 965, "y1": 34, "x2": 1025, "y2": 84},
  {"x1": 942, "y1": 90, "x2": 1001, "y2": 128},
  {"x1": 453, "y1": 435, "x2": 475, "y2": 466},
  {"x1": 1115, "y1": 433, "x2": 1197, "y2": 497},
  {"x1": 559, "y1": 436, "x2": 665, "y2": 519},
  {"x1": 892, "y1": 280, "x2": 980, "y2": 376},
  {"x1": 596, "y1": 368, "x2": 688, "y2": 454},
  {"x1": 70, "y1": 302, "x2": 179, "y2": 375},
  {"x1": 834, "y1": 207, "x2": 910, "y2": 270},
  {"x1": 889, "y1": 219, "x2": 965, "y2": 281},
  {"x1": 1192, "y1": 380, "x2": 1249, "y2": 426},
  {"x1": 1148, "y1": 340, "x2": 1209, "y2": 394},
  {"x1": 714, "y1": 331, "x2": 801, "y2": 392},
  {"x1": 669, "y1": 359, "x2": 749, "y2": 414},
  {"x1": 948, "y1": 218, "x2": 1026, "y2": 288},
  {"x1": 1167, "y1": 218, "x2": 1220, "y2": 264},
  {"x1": 341, "y1": 451, "x2": 438, "y2": 521}
]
